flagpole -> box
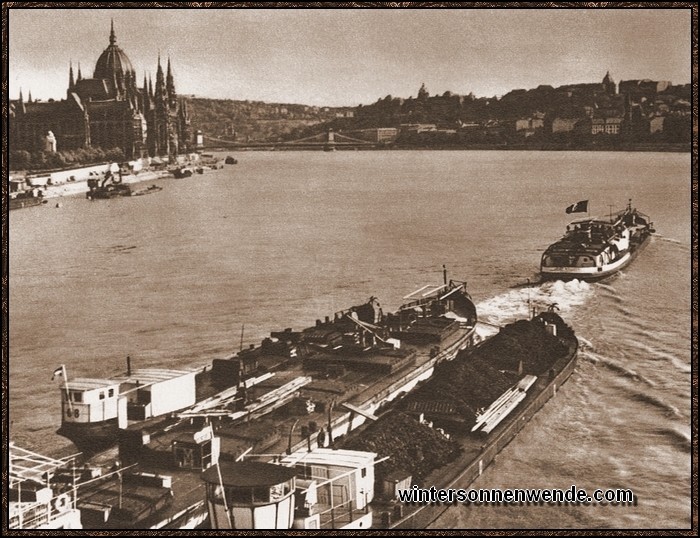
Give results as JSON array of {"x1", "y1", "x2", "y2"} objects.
[{"x1": 62, "y1": 365, "x2": 73, "y2": 415}]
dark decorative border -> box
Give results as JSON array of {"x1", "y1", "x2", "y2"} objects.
[{"x1": 1, "y1": 2, "x2": 697, "y2": 536}]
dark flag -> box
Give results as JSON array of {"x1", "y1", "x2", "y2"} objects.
[
  {"x1": 52, "y1": 365, "x2": 64, "y2": 380},
  {"x1": 566, "y1": 200, "x2": 589, "y2": 214}
]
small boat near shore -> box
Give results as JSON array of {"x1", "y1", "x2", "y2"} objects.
[
  {"x1": 10, "y1": 190, "x2": 47, "y2": 210},
  {"x1": 131, "y1": 185, "x2": 163, "y2": 197},
  {"x1": 540, "y1": 199, "x2": 655, "y2": 281},
  {"x1": 172, "y1": 167, "x2": 194, "y2": 178}
]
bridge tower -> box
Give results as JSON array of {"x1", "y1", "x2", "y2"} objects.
[{"x1": 324, "y1": 129, "x2": 336, "y2": 152}]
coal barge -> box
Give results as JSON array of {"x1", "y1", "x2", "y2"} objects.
[
  {"x1": 45, "y1": 274, "x2": 577, "y2": 530},
  {"x1": 357, "y1": 309, "x2": 579, "y2": 528}
]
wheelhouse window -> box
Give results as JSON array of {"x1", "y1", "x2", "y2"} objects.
[{"x1": 253, "y1": 486, "x2": 270, "y2": 503}]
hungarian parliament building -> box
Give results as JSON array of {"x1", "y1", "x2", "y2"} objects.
[{"x1": 10, "y1": 22, "x2": 192, "y2": 160}]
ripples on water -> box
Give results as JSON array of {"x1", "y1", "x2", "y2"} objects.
[{"x1": 8, "y1": 151, "x2": 691, "y2": 528}]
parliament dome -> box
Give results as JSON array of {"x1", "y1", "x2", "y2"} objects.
[{"x1": 93, "y1": 21, "x2": 135, "y2": 81}]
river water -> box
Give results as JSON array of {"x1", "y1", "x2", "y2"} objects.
[{"x1": 8, "y1": 150, "x2": 691, "y2": 529}]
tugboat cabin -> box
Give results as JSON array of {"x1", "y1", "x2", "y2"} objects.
[
  {"x1": 110, "y1": 368, "x2": 197, "y2": 422},
  {"x1": 541, "y1": 216, "x2": 629, "y2": 270},
  {"x1": 280, "y1": 448, "x2": 377, "y2": 529},
  {"x1": 202, "y1": 461, "x2": 297, "y2": 530},
  {"x1": 60, "y1": 378, "x2": 121, "y2": 425}
]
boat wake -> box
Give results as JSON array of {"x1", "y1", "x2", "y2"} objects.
[
  {"x1": 595, "y1": 282, "x2": 617, "y2": 293},
  {"x1": 652, "y1": 233, "x2": 685, "y2": 245},
  {"x1": 576, "y1": 335, "x2": 595, "y2": 351},
  {"x1": 655, "y1": 427, "x2": 692, "y2": 453},
  {"x1": 476, "y1": 279, "x2": 593, "y2": 327},
  {"x1": 625, "y1": 339, "x2": 692, "y2": 374},
  {"x1": 595, "y1": 282, "x2": 625, "y2": 305},
  {"x1": 580, "y1": 349, "x2": 657, "y2": 388},
  {"x1": 630, "y1": 391, "x2": 682, "y2": 418},
  {"x1": 473, "y1": 322, "x2": 500, "y2": 342},
  {"x1": 110, "y1": 244, "x2": 138, "y2": 253}
]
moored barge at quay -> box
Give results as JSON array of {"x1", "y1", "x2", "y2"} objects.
[{"x1": 44, "y1": 274, "x2": 578, "y2": 529}]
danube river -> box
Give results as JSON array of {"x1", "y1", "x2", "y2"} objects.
[{"x1": 8, "y1": 150, "x2": 691, "y2": 528}]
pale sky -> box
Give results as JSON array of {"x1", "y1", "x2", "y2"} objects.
[{"x1": 8, "y1": 7, "x2": 693, "y2": 107}]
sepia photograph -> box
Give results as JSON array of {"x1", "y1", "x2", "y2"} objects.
[{"x1": 5, "y1": 4, "x2": 695, "y2": 532}]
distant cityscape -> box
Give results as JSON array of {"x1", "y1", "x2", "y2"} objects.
[
  {"x1": 192, "y1": 73, "x2": 691, "y2": 149},
  {"x1": 8, "y1": 21, "x2": 692, "y2": 171}
]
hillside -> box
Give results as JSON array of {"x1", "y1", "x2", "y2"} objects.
[
  {"x1": 188, "y1": 98, "x2": 349, "y2": 143},
  {"x1": 188, "y1": 79, "x2": 691, "y2": 148}
]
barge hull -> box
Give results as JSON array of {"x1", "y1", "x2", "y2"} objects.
[
  {"x1": 57, "y1": 419, "x2": 119, "y2": 453},
  {"x1": 390, "y1": 347, "x2": 577, "y2": 529}
]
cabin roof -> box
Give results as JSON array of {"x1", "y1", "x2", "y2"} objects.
[
  {"x1": 280, "y1": 448, "x2": 377, "y2": 469},
  {"x1": 10, "y1": 444, "x2": 76, "y2": 487},
  {"x1": 202, "y1": 462, "x2": 297, "y2": 487},
  {"x1": 567, "y1": 217, "x2": 614, "y2": 226},
  {"x1": 63, "y1": 378, "x2": 120, "y2": 391},
  {"x1": 110, "y1": 368, "x2": 195, "y2": 385}
]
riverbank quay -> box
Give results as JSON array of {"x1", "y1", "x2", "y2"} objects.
[
  {"x1": 8, "y1": 155, "x2": 205, "y2": 201},
  {"x1": 40, "y1": 169, "x2": 173, "y2": 200}
]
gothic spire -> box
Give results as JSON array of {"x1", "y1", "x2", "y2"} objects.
[
  {"x1": 69, "y1": 61, "x2": 75, "y2": 88},
  {"x1": 28, "y1": 90, "x2": 32, "y2": 103},
  {"x1": 19, "y1": 87, "x2": 23, "y2": 103},
  {"x1": 155, "y1": 54, "x2": 166, "y2": 103},
  {"x1": 166, "y1": 57, "x2": 174, "y2": 84},
  {"x1": 142, "y1": 73, "x2": 151, "y2": 110},
  {"x1": 166, "y1": 56, "x2": 176, "y2": 106},
  {"x1": 110, "y1": 19, "x2": 116, "y2": 46},
  {"x1": 77, "y1": 62, "x2": 82, "y2": 82}
]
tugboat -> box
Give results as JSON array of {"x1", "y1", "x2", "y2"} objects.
[{"x1": 540, "y1": 199, "x2": 655, "y2": 281}]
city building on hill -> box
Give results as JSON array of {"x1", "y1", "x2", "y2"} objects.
[
  {"x1": 354, "y1": 128, "x2": 398, "y2": 143},
  {"x1": 618, "y1": 79, "x2": 672, "y2": 97},
  {"x1": 556, "y1": 72, "x2": 618, "y2": 99},
  {"x1": 649, "y1": 116, "x2": 666, "y2": 134},
  {"x1": 9, "y1": 21, "x2": 191, "y2": 159},
  {"x1": 602, "y1": 71, "x2": 617, "y2": 95},
  {"x1": 551, "y1": 117, "x2": 581, "y2": 133},
  {"x1": 591, "y1": 117, "x2": 623, "y2": 135},
  {"x1": 515, "y1": 117, "x2": 545, "y2": 131}
]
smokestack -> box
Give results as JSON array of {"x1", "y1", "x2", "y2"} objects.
[
  {"x1": 126, "y1": 355, "x2": 132, "y2": 376},
  {"x1": 443, "y1": 265, "x2": 447, "y2": 286}
]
